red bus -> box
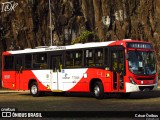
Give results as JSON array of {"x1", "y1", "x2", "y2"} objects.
[{"x1": 2, "y1": 39, "x2": 158, "y2": 99}]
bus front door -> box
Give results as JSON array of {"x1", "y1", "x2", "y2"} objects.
[
  {"x1": 111, "y1": 47, "x2": 125, "y2": 92},
  {"x1": 50, "y1": 55, "x2": 62, "y2": 91},
  {"x1": 15, "y1": 56, "x2": 24, "y2": 90}
]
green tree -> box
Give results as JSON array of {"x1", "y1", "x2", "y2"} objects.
[{"x1": 72, "y1": 30, "x2": 93, "y2": 44}]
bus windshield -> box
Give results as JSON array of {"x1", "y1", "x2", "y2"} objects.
[{"x1": 128, "y1": 50, "x2": 156, "y2": 75}]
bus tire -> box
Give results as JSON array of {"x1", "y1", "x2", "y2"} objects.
[
  {"x1": 94, "y1": 81, "x2": 104, "y2": 99},
  {"x1": 30, "y1": 82, "x2": 41, "y2": 97}
]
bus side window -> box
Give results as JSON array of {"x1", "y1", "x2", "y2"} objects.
[
  {"x1": 74, "y1": 51, "x2": 82, "y2": 67},
  {"x1": 4, "y1": 56, "x2": 14, "y2": 70},
  {"x1": 85, "y1": 49, "x2": 94, "y2": 66},
  {"x1": 65, "y1": 52, "x2": 71, "y2": 67},
  {"x1": 112, "y1": 52, "x2": 118, "y2": 71},
  {"x1": 65, "y1": 50, "x2": 82, "y2": 68},
  {"x1": 24, "y1": 54, "x2": 32, "y2": 69},
  {"x1": 119, "y1": 51, "x2": 124, "y2": 74},
  {"x1": 16, "y1": 57, "x2": 23, "y2": 71},
  {"x1": 95, "y1": 48, "x2": 103, "y2": 66},
  {"x1": 33, "y1": 53, "x2": 47, "y2": 69},
  {"x1": 105, "y1": 48, "x2": 108, "y2": 67},
  {"x1": 85, "y1": 48, "x2": 103, "y2": 67},
  {"x1": 52, "y1": 56, "x2": 62, "y2": 72}
]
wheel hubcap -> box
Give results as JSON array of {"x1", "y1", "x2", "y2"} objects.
[
  {"x1": 31, "y1": 85, "x2": 37, "y2": 95},
  {"x1": 94, "y1": 85, "x2": 100, "y2": 97}
]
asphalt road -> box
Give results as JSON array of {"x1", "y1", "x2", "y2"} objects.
[{"x1": 0, "y1": 90, "x2": 160, "y2": 119}]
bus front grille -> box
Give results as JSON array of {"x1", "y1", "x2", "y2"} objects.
[{"x1": 139, "y1": 86, "x2": 154, "y2": 91}]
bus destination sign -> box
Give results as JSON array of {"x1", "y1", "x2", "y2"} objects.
[{"x1": 126, "y1": 42, "x2": 153, "y2": 49}]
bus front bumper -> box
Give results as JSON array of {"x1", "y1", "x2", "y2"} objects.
[{"x1": 125, "y1": 82, "x2": 158, "y2": 92}]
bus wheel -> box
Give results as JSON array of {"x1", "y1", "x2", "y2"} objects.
[
  {"x1": 94, "y1": 81, "x2": 104, "y2": 99},
  {"x1": 30, "y1": 82, "x2": 41, "y2": 97}
]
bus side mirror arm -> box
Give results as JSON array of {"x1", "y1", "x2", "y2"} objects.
[{"x1": 126, "y1": 53, "x2": 129, "y2": 60}]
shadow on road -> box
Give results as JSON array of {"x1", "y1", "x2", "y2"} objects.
[
  {"x1": 18, "y1": 90, "x2": 160, "y2": 99},
  {"x1": 128, "y1": 90, "x2": 160, "y2": 99}
]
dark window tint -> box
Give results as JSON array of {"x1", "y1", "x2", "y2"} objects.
[
  {"x1": 33, "y1": 53, "x2": 47, "y2": 69},
  {"x1": 65, "y1": 50, "x2": 83, "y2": 68},
  {"x1": 105, "y1": 48, "x2": 108, "y2": 66},
  {"x1": 4, "y1": 56, "x2": 14, "y2": 70},
  {"x1": 85, "y1": 48, "x2": 103, "y2": 67},
  {"x1": 25, "y1": 54, "x2": 32, "y2": 69}
]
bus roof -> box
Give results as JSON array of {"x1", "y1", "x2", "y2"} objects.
[{"x1": 2, "y1": 39, "x2": 151, "y2": 55}]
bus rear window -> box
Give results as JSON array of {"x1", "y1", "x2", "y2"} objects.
[{"x1": 4, "y1": 56, "x2": 14, "y2": 70}]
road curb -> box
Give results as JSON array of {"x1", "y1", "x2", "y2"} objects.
[{"x1": 0, "y1": 90, "x2": 29, "y2": 93}]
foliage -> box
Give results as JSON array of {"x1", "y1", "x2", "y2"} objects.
[{"x1": 71, "y1": 30, "x2": 93, "y2": 44}]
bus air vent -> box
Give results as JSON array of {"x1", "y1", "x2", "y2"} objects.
[{"x1": 139, "y1": 86, "x2": 154, "y2": 91}]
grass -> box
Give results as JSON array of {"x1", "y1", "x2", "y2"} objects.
[{"x1": 0, "y1": 87, "x2": 10, "y2": 90}]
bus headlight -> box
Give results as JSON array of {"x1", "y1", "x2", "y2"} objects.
[{"x1": 129, "y1": 76, "x2": 136, "y2": 85}]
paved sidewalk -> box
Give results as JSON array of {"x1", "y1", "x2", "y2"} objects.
[{"x1": 0, "y1": 89, "x2": 29, "y2": 93}]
